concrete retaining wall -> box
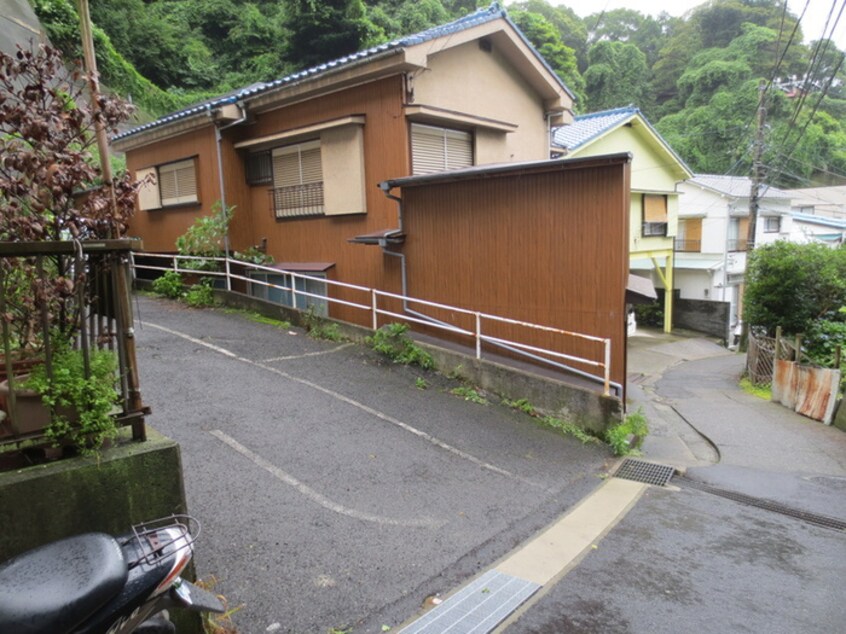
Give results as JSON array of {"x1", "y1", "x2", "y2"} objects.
[
  {"x1": 0, "y1": 427, "x2": 188, "y2": 560},
  {"x1": 674, "y1": 296, "x2": 730, "y2": 342}
]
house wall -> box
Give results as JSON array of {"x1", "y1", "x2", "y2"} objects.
[
  {"x1": 571, "y1": 125, "x2": 680, "y2": 254},
  {"x1": 224, "y1": 76, "x2": 408, "y2": 322},
  {"x1": 413, "y1": 39, "x2": 550, "y2": 163},
  {"x1": 398, "y1": 158, "x2": 630, "y2": 390},
  {"x1": 125, "y1": 127, "x2": 220, "y2": 252}
]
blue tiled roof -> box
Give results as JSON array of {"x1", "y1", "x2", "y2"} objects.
[
  {"x1": 115, "y1": 3, "x2": 566, "y2": 142},
  {"x1": 552, "y1": 106, "x2": 638, "y2": 150}
]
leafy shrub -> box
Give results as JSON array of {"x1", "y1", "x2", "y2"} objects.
[
  {"x1": 605, "y1": 408, "x2": 649, "y2": 456},
  {"x1": 175, "y1": 202, "x2": 233, "y2": 271},
  {"x1": 366, "y1": 323, "x2": 434, "y2": 369},
  {"x1": 745, "y1": 242, "x2": 846, "y2": 337},
  {"x1": 184, "y1": 281, "x2": 216, "y2": 308},
  {"x1": 25, "y1": 345, "x2": 120, "y2": 453},
  {"x1": 151, "y1": 270, "x2": 184, "y2": 299}
]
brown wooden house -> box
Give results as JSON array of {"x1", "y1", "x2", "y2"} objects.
[
  {"x1": 115, "y1": 5, "x2": 573, "y2": 316},
  {"x1": 115, "y1": 5, "x2": 630, "y2": 395}
]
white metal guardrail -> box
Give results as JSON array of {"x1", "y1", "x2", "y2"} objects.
[{"x1": 131, "y1": 253, "x2": 616, "y2": 396}]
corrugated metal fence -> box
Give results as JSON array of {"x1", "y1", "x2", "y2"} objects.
[{"x1": 747, "y1": 329, "x2": 841, "y2": 424}]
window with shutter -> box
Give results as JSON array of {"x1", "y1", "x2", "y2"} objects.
[
  {"x1": 158, "y1": 158, "x2": 198, "y2": 206},
  {"x1": 642, "y1": 194, "x2": 668, "y2": 237},
  {"x1": 271, "y1": 141, "x2": 324, "y2": 218},
  {"x1": 136, "y1": 167, "x2": 160, "y2": 210},
  {"x1": 411, "y1": 124, "x2": 473, "y2": 175}
]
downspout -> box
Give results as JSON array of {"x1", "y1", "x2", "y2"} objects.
[
  {"x1": 378, "y1": 183, "x2": 623, "y2": 397},
  {"x1": 212, "y1": 103, "x2": 248, "y2": 268}
]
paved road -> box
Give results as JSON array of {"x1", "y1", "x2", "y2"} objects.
[
  {"x1": 132, "y1": 295, "x2": 610, "y2": 633},
  {"x1": 506, "y1": 331, "x2": 846, "y2": 633}
]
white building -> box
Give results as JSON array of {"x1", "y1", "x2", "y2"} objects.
[
  {"x1": 675, "y1": 175, "x2": 793, "y2": 333},
  {"x1": 788, "y1": 185, "x2": 846, "y2": 219}
]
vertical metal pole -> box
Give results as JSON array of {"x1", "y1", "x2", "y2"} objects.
[
  {"x1": 0, "y1": 266, "x2": 20, "y2": 436},
  {"x1": 371, "y1": 290, "x2": 378, "y2": 331},
  {"x1": 603, "y1": 339, "x2": 611, "y2": 397},
  {"x1": 475, "y1": 312, "x2": 482, "y2": 360},
  {"x1": 114, "y1": 254, "x2": 145, "y2": 441},
  {"x1": 225, "y1": 256, "x2": 232, "y2": 292}
]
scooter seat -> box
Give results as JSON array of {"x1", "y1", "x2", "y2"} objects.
[{"x1": 0, "y1": 533, "x2": 128, "y2": 634}]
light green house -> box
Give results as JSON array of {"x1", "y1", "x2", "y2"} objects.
[{"x1": 553, "y1": 107, "x2": 693, "y2": 333}]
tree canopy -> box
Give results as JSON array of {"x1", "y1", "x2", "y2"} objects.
[{"x1": 31, "y1": 0, "x2": 846, "y2": 187}]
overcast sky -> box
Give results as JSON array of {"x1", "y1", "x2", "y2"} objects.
[{"x1": 558, "y1": 0, "x2": 846, "y2": 50}]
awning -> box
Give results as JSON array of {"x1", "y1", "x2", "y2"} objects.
[
  {"x1": 268, "y1": 262, "x2": 334, "y2": 272},
  {"x1": 626, "y1": 274, "x2": 657, "y2": 304},
  {"x1": 348, "y1": 228, "x2": 405, "y2": 246},
  {"x1": 673, "y1": 257, "x2": 724, "y2": 271}
]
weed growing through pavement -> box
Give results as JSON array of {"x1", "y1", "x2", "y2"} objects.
[
  {"x1": 415, "y1": 377, "x2": 429, "y2": 390},
  {"x1": 303, "y1": 306, "x2": 345, "y2": 342},
  {"x1": 195, "y1": 576, "x2": 242, "y2": 634},
  {"x1": 605, "y1": 408, "x2": 649, "y2": 456},
  {"x1": 366, "y1": 323, "x2": 434, "y2": 369},
  {"x1": 450, "y1": 385, "x2": 488, "y2": 405}
]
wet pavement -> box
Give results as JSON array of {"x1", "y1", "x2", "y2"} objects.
[
  {"x1": 132, "y1": 295, "x2": 611, "y2": 633},
  {"x1": 504, "y1": 328, "x2": 846, "y2": 633},
  {"x1": 134, "y1": 296, "x2": 846, "y2": 633}
]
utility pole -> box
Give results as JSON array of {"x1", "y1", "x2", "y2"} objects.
[
  {"x1": 746, "y1": 80, "x2": 767, "y2": 252},
  {"x1": 740, "y1": 80, "x2": 767, "y2": 350},
  {"x1": 77, "y1": 0, "x2": 117, "y2": 222}
]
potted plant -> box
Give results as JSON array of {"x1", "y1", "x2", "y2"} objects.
[{"x1": 21, "y1": 343, "x2": 120, "y2": 453}]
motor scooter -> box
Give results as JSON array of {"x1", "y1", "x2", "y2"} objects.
[{"x1": 0, "y1": 515, "x2": 224, "y2": 633}]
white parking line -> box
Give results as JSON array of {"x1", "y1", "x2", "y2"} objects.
[
  {"x1": 210, "y1": 430, "x2": 445, "y2": 528},
  {"x1": 260, "y1": 342, "x2": 354, "y2": 363},
  {"x1": 143, "y1": 321, "x2": 541, "y2": 488}
]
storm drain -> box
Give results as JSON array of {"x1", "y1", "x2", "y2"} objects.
[
  {"x1": 676, "y1": 476, "x2": 846, "y2": 532},
  {"x1": 614, "y1": 458, "x2": 677, "y2": 486},
  {"x1": 398, "y1": 569, "x2": 540, "y2": 634}
]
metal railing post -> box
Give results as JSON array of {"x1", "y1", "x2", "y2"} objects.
[
  {"x1": 371, "y1": 290, "x2": 378, "y2": 331},
  {"x1": 475, "y1": 312, "x2": 482, "y2": 360},
  {"x1": 603, "y1": 339, "x2": 611, "y2": 396},
  {"x1": 225, "y1": 256, "x2": 232, "y2": 292}
]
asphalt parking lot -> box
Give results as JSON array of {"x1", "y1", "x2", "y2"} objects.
[{"x1": 133, "y1": 295, "x2": 611, "y2": 633}]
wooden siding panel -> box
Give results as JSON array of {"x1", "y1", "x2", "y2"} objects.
[
  {"x1": 401, "y1": 162, "x2": 629, "y2": 387},
  {"x1": 126, "y1": 127, "x2": 219, "y2": 252},
  {"x1": 231, "y1": 77, "x2": 408, "y2": 322}
]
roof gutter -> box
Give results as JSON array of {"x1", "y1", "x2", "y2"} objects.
[{"x1": 211, "y1": 102, "x2": 248, "y2": 275}]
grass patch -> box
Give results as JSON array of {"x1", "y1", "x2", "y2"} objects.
[
  {"x1": 541, "y1": 415, "x2": 599, "y2": 444},
  {"x1": 739, "y1": 376, "x2": 772, "y2": 400},
  {"x1": 245, "y1": 312, "x2": 292, "y2": 329},
  {"x1": 450, "y1": 386, "x2": 488, "y2": 405},
  {"x1": 502, "y1": 397, "x2": 536, "y2": 416},
  {"x1": 415, "y1": 377, "x2": 429, "y2": 390}
]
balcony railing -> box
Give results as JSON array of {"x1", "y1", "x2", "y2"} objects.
[
  {"x1": 674, "y1": 239, "x2": 701, "y2": 253},
  {"x1": 269, "y1": 182, "x2": 324, "y2": 219},
  {"x1": 727, "y1": 239, "x2": 748, "y2": 252},
  {"x1": 642, "y1": 222, "x2": 668, "y2": 237}
]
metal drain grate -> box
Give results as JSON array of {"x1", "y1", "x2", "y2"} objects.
[
  {"x1": 614, "y1": 459, "x2": 676, "y2": 486},
  {"x1": 676, "y1": 476, "x2": 846, "y2": 532}
]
